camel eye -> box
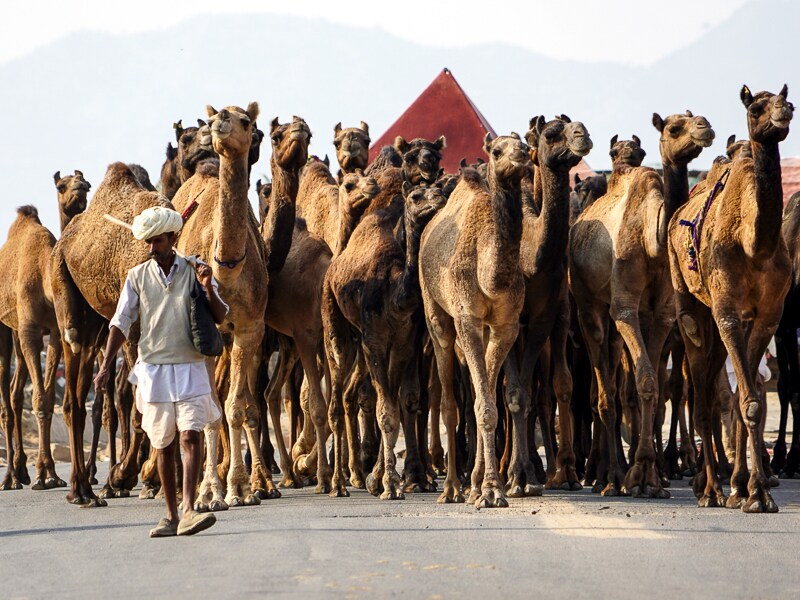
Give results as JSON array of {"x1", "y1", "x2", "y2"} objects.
[{"x1": 344, "y1": 183, "x2": 355, "y2": 192}]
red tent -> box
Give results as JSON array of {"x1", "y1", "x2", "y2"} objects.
[
  {"x1": 782, "y1": 157, "x2": 800, "y2": 204},
  {"x1": 369, "y1": 68, "x2": 594, "y2": 180}
]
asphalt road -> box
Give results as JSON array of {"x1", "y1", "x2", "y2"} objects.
[{"x1": 2, "y1": 461, "x2": 799, "y2": 599}]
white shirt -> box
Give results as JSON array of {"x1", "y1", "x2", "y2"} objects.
[{"x1": 110, "y1": 253, "x2": 228, "y2": 403}]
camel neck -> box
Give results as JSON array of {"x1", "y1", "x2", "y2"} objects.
[
  {"x1": 335, "y1": 204, "x2": 363, "y2": 256},
  {"x1": 748, "y1": 139, "x2": 784, "y2": 259},
  {"x1": 536, "y1": 163, "x2": 572, "y2": 269},
  {"x1": 661, "y1": 161, "x2": 689, "y2": 247},
  {"x1": 59, "y1": 211, "x2": 72, "y2": 234},
  {"x1": 486, "y1": 165, "x2": 523, "y2": 288},
  {"x1": 214, "y1": 154, "x2": 250, "y2": 267},
  {"x1": 264, "y1": 157, "x2": 299, "y2": 273},
  {"x1": 395, "y1": 214, "x2": 425, "y2": 312}
]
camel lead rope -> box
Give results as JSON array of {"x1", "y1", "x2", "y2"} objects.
[{"x1": 678, "y1": 167, "x2": 730, "y2": 273}]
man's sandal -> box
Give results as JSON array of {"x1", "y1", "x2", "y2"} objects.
[
  {"x1": 149, "y1": 517, "x2": 178, "y2": 538},
  {"x1": 177, "y1": 512, "x2": 216, "y2": 536}
]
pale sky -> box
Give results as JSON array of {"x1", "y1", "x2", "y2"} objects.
[{"x1": 1, "y1": 0, "x2": 750, "y2": 67}]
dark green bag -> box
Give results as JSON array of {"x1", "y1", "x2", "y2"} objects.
[{"x1": 189, "y1": 274, "x2": 224, "y2": 357}]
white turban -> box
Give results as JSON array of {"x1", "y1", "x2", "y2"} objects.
[{"x1": 131, "y1": 206, "x2": 183, "y2": 241}]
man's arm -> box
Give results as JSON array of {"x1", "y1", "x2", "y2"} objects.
[
  {"x1": 195, "y1": 263, "x2": 228, "y2": 324},
  {"x1": 94, "y1": 326, "x2": 126, "y2": 393},
  {"x1": 94, "y1": 273, "x2": 138, "y2": 393}
]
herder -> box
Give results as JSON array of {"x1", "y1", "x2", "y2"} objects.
[{"x1": 95, "y1": 206, "x2": 227, "y2": 537}]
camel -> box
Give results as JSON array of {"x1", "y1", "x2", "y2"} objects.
[
  {"x1": 159, "y1": 143, "x2": 180, "y2": 199},
  {"x1": 296, "y1": 159, "x2": 381, "y2": 255},
  {"x1": 322, "y1": 181, "x2": 446, "y2": 498},
  {"x1": 420, "y1": 132, "x2": 532, "y2": 508},
  {"x1": 334, "y1": 122, "x2": 370, "y2": 176},
  {"x1": 51, "y1": 161, "x2": 175, "y2": 506},
  {"x1": 668, "y1": 85, "x2": 793, "y2": 512},
  {"x1": 0, "y1": 170, "x2": 93, "y2": 492},
  {"x1": 171, "y1": 107, "x2": 308, "y2": 509},
  {"x1": 570, "y1": 109, "x2": 714, "y2": 497},
  {"x1": 773, "y1": 191, "x2": 800, "y2": 478},
  {"x1": 609, "y1": 134, "x2": 647, "y2": 170},
  {"x1": 158, "y1": 119, "x2": 215, "y2": 199},
  {"x1": 502, "y1": 115, "x2": 593, "y2": 497},
  {"x1": 571, "y1": 173, "x2": 607, "y2": 220},
  {"x1": 726, "y1": 134, "x2": 753, "y2": 161}
]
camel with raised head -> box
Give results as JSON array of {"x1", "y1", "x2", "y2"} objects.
[
  {"x1": 0, "y1": 171, "x2": 89, "y2": 490},
  {"x1": 668, "y1": 85, "x2": 793, "y2": 512},
  {"x1": 570, "y1": 110, "x2": 714, "y2": 497},
  {"x1": 420, "y1": 132, "x2": 532, "y2": 508},
  {"x1": 334, "y1": 122, "x2": 370, "y2": 176},
  {"x1": 502, "y1": 115, "x2": 593, "y2": 497},
  {"x1": 322, "y1": 181, "x2": 446, "y2": 498},
  {"x1": 172, "y1": 107, "x2": 308, "y2": 509}
]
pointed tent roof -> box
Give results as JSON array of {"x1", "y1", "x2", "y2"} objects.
[
  {"x1": 369, "y1": 68, "x2": 496, "y2": 174},
  {"x1": 369, "y1": 68, "x2": 594, "y2": 179}
]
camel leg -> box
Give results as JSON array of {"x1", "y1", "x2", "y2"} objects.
[
  {"x1": 777, "y1": 325, "x2": 800, "y2": 477},
  {"x1": 664, "y1": 331, "x2": 685, "y2": 479},
  {"x1": 195, "y1": 358, "x2": 228, "y2": 512},
  {"x1": 714, "y1": 371, "x2": 735, "y2": 477},
  {"x1": 0, "y1": 324, "x2": 20, "y2": 490},
  {"x1": 612, "y1": 296, "x2": 669, "y2": 499},
  {"x1": 399, "y1": 349, "x2": 431, "y2": 494},
  {"x1": 724, "y1": 318, "x2": 779, "y2": 513},
  {"x1": 9, "y1": 341, "x2": 30, "y2": 486},
  {"x1": 293, "y1": 333, "x2": 331, "y2": 491},
  {"x1": 343, "y1": 353, "x2": 366, "y2": 490},
  {"x1": 426, "y1": 351, "x2": 446, "y2": 478},
  {"x1": 458, "y1": 316, "x2": 515, "y2": 509},
  {"x1": 102, "y1": 356, "x2": 118, "y2": 466},
  {"x1": 414, "y1": 349, "x2": 438, "y2": 489},
  {"x1": 18, "y1": 328, "x2": 64, "y2": 490},
  {"x1": 86, "y1": 353, "x2": 107, "y2": 486},
  {"x1": 265, "y1": 337, "x2": 301, "y2": 489},
  {"x1": 549, "y1": 298, "x2": 581, "y2": 491}
]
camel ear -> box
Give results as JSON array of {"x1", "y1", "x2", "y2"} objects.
[
  {"x1": 336, "y1": 170, "x2": 344, "y2": 186},
  {"x1": 780, "y1": 84, "x2": 789, "y2": 100},
  {"x1": 477, "y1": 158, "x2": 485, "y2": 165},
  {"x1": 574, "y1": 173, "x2": 582, "y2": 185},
  {"x1": 360, "y1": 121, "x2": 369, "y2": 135},
  {"x1": 402, "y1": 180, "x2": 412, "y2": 197},
  {"x1": 270, "y1": 117, "x2": 281, "y2": 134},
  {"x1": 438, "y1": 167, "x2": 444, "y2": 178},
  {"x1": 434, "y1": 135, "x2": 446, "y2": 150},
  {"x1": 609, "y1": 134, "x2": 618, "y2": 149},
  {"x1": 560, "y1": 114, "x2": 571, "y2": 123},
  {"x1": 685, "y1": 110, "x2": 694, "y2": 118},
  {"x1": 256, "y1": 178, "x2": 263, "y2": 193},
  {"x1": 727, "y1": 134, "x2": 736, "y2": 148},
  {"x1": 198, "y1": 119, "x2": 208, "y2": 129},
  {"x1": 741, "y1": 85, "x2": 754, "y2": 108},
  {"x1": 355, "y1": 168, "x2": 364, "y2": 176},
  {"x1": 510, "y1": 131, "x2": 521, "y2": 140},
  {"x1": 394, "y1": 136, "x2": 409, "y2": 154},
  {"x1": 323, "y1": 155, "x2": 330, "y2": 168},
  {"x1": 460, "y1": 158, "x2": 468, "y2": 168},
  {"x1": 334, "y1": 122, "x2": 342, "y2": 136},
  {"x1": 246, "y1": 102, "x2": 259, "y2": 122},
  {"x1": 53, "y1": 171, "x2": 61, "y2": 185},
  {"x1": 166, "y1": 143, "x2": 177, "y2": 160},
  {"x1": 206, "y1": 106, "x2": 218, "y2": 118},
  {"x1": 74, "y1": 169, "x2": 83, "y2": 179},
  {"x1": 652, "y1": 113, "x2": 665, "y2": 133},
  {"x1": 173, "y1": 119, "x2": 183, "y2": 142},
  {"x1": 483, "y1": 132, "x2": 494, "y2": 154},
  {"x1": 632, "y1": 134, "x2": 641, "y2": 146}
]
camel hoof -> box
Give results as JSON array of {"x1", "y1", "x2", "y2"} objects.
[
  {"x1": 524, "y1": 483, "x2": 544, "y2": 497},
  {"x1": 628, "y1": 485, "x2": 642, "y2": 498},
  {"x1": 726, "y1": 493, "x2": 745, "y2": 510},
  {"x1": 768, "y1": 475, "x2": 780, "y2": 488},
  {"x1": 329, "y1": 486, "x2": 350, "y2": 498},
  {"x1": 194, "y1": 501, "x2": 208, "y2": 513},
  {"x1": 243, "y1": 494, "x2": 261, "y2": 506},
  {"x1": 366, "y1": 473, "x2": 381, "y2": 496},
  {"x1": 49, "y1": 476, "x2": 68, "y2": 489},
  {"x1": 601, "y1": 484, "x2": 619, "y2": 497},
  {"x1": 646, "y1": 486, "x2": 670, "y2": 499},
  {"x1": 380, "y1": 489, "x2": 405, "y2": 500},
  {"x1": 1, "y1": 478, "x2": 22, "y2": 490},
  {"x1": 228, "y1": 496, "x2": 244, "y2": 507},
  {"x1": 278, "y1": 477, "x2": 300, "y2": 489},
  {"x1": 475, "y1": 490, "x2": 508, "y2": 509},
  {"x1": 31, "y1": 479, "x2": 46, "y2": 491},
  {"x1": 210, "y1": 499, "x2": 229, "y2": 512},
  {"x1": 254, "y1": 488, "x2": 281, "y2": 500},
  {"x1": 315, "y1": 482, "x2": 331, "y2": 495},
  {"x1": 591, "y1": 482, "x2": 604, "y2": 494},
  {"x1": 507, "y1": 484, "x2": 524, "y2": 498},
  {"x1": 139, "y1": 485, "x2": 159, "y2": 500},
  {"x1": 698, "y1": 493, "x2": 726, "y2": 508},
  {"x1": 17, "y1": 468, "x2": 30, "y2": 486}
]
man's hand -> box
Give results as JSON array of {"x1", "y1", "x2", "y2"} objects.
[
  {"x1": 94, "y1": 363, "x2": 110, "y2": 395},
  {"x1": 195, "y1": 262, "x2": 214, "y2": 290}
]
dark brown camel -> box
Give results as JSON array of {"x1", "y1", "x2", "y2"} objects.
[{"x1": 668, "y1": 85, "x2": 793, "y2": 512}]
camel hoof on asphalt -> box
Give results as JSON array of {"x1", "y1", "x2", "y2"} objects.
[
  {"x1": 380, "y1": 488, "x2": 405, "y2": 500},
  {"x1": 507, "y1": 484, "x2": 524, "y2": 498},
  {"x1": 601, "y1": 484, "x2": 619, "y2": 497},
  {"x1": 525, "y1": 483, "x2": 544, "y2": 497},
  {"x1": 243, "y1": 494, "x2": 261, "y2": 506},
  {"x1": 329, "y1": 485, "x2": 350, "y2": 498},
  {"x1": 31, "y1": 479, "x2": 46, "y2": 491}
]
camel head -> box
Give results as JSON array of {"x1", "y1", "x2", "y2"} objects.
[
  {"x1": 334, "y1": 121, "x2": 371, "y2": 173},
  {"x1": 174, "y1": 118, "x2": 216, "y2": 181},
  {"x1": 741, "y1": 84, "x2": 793, "y2": 144},
  {"x1": 573, "y1": 173, "x2": 608, "y2": 210},
  {"x1": 394, "y1": 136, "x2": 446, "y2": 185},
  {"x1": 525, "y1": 115, "x2": 593, "y2": 172},
  {"x1": 255, "y1": 178, "x2": 273, "y2": 225},
  {"x1": 402, "y1": 181, "x2": 447, "y2": 230},
  {"x1": 435, "y1": 172, "x2": 459, "y2": 199},
  {"x1": 482, "y1": 132, "x2": 532, "y2": 184},
  {"x1": 206, "y1": 102, "x2": 260, "y2": 160},
  {"x1": 53, "y1": 169, "x2": 91, "y2": 218},
  {"x1": 269, "y1": 115, "x2": 311, "y2": 172},
  {"x1": 338, "y1": 169, "x2": 380, "y2": 220},
  {"x1": 609, "y1": 134, "x2": 646, "y2": 168},
  {"x1": 726, "y1": 134, "x2": 753, "y2": 160},
  {"x1": 249, "y1": 125, "x2": 265, "y2": 171},
  {"x1": 652, "y1": 110, "x2": 715, "y2": 165}
]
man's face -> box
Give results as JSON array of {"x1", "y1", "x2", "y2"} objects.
[{"x1": 145, "y1": 232, "x2": 176, "y2": 263}]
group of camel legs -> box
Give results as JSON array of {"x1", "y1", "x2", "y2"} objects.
[{"x1": 0, "y1": 84, "x2": 796, "y2": 516}]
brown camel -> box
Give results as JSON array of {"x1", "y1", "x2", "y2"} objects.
[
  {"x1": 571, "y1": 173, "x2": 608, "y2": 221},
  {"x1": 668, "y1": 85, "x2": 793, "y2": 512},
  {"x1": 323, "y1": 181, "x2": 446, "y2": 498},
  {"x1": 502, "y1": 115, "x2": 593, "y2": 497},
  {"x1": 296, "y1": 159, "x2": 381, "y2": 255},
  {"x1": 726, "y1": 134, "x2": 753, "y2": 161},
  {"x1": 172, "y1": 107, "x2": 308, "y2": 508},
  {"x1": 159, "y1": 143, "x2": 180, "y2": 199},
  {"x1": 334, "y1": 122, "x2": 370, "y2": 175},
  {"x1": 570, "y1": 109, "x2": 714, "y2": 497},
  {"x1": 420, "y1": 132, "x2": 532, "y2": 508},
  {"x1": 158, "y1": 119, "x2": 216, "y2": 199},
  {"x1": 51, "y1": 161, "x2": 173, "y2": 506}
]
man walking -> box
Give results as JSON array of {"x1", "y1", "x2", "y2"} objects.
[{"x1": 95, "y1": 206, "x2": 227, "y2": 537}]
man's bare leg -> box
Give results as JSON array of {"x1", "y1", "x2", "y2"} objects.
[
  {"x1": 181, "y1": 430, "x2": 202, "y2": 513},
  {"x1": 157, "y1": 439, "x2": 179, "y2": 524}
]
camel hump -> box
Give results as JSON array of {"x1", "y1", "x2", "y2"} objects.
[
  {"x1": 105, "y1": 161, "x2": 142, "y2": 186},
  {"x1": 16, "y1": 205, "x2": 40, "y2": 222}
]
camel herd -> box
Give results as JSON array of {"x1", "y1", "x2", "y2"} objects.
[{"x1": 0, "y1": 84, "x2": 796, "y2": 515}]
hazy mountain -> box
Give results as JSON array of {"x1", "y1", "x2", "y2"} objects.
[{"x1": 0, "y1": 0, "x2": 795, "y2": 239}]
